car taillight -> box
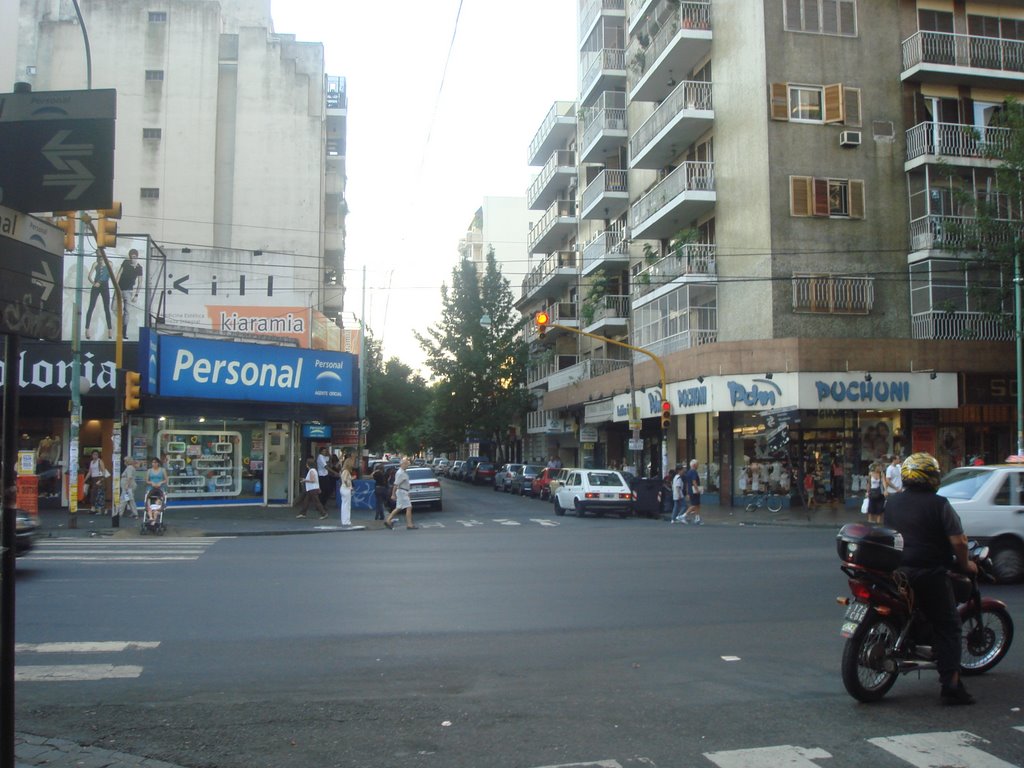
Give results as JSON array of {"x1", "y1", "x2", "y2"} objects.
[
  {"x1": 428, "y1": 482, "x2": 439, "y2": 488},
  {"x1": 585, "y1": 492, "x2": 599, "y2": 499},
  {"x1": 620, "y1": 493, "x2": 632, "y2": 500}
]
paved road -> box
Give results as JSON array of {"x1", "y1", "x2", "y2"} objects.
[{"x1": 13, "y1": 479, "x2": 1024, "y2": 767}]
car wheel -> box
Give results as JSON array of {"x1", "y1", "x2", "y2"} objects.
[
  {"x1": 553, "y1": 497, "x2": 565, "y2": 516},
  {"x1": 493, "y1": 482, "x2": 500, "y2": 492},
  {"x1": 991, "y1": 544, "x2": 1024, "y2": 584},
  {"x1": 575, "y1": 499, "x2": 586, "y2": 518}
]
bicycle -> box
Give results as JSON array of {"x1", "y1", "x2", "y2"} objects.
[{"x1": 744, "y1": 489, "x2": 784, "y2": 513}]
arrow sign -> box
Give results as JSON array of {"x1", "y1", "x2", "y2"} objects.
[
  {"x1": 172, "y1": 275, "x2": 190, "y2": 294},
  {"x1": 42, "y1": 158, "x2": 95, "y2": 200},
  {"x1": 41, "y1": 129, "x2": 94, "y2": 168},
  {"x1": 30, "y1": 259, "x2": 54, "y2": 302}
]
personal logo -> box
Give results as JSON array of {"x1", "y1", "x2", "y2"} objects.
[{"x1": 728, "y1": 378, "x2": 782, "y2": 407}]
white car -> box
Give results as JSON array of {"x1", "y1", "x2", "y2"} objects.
[
  {"x1": 553, "y1": 469, "x2": 634, "y2": 518},
  {"x1": 938, "y1": 461, "x2": 1024, "y2": 583}
]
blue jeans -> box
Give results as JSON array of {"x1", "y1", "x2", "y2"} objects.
[{"x1": 672, "y1": 498, "x2": 686, "y2": 520}]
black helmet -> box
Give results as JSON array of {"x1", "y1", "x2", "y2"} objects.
[{"x1": 901, "y1": 452, "x2": 941, "y2": 491}]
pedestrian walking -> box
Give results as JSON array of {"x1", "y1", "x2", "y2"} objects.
[
  {"x1": 316, "y1": 447, "x2": 332, "y2": 505},
  {"x1": 119, "y1": 458, "x2": 139, "y2": 518},
  {"x1": 866, "y1": 461, "x2": 886, "y2": 523},
  {"x1": 384, "y1": 457, "x2": 416, "y2": 529},
  {"x1": 885, "y1": 454, "x2": 903, "y2": 496},
  {"x1": 658, "y1": 472, "x2": 674, "y2": 518},
  {"x1": 295, "y1": 458, "x2": 326, "y2": 519},
  {"x1": 86, "y1": 450, "x2": 109, "y2": 514},
  {"x1": 372, "y1": 464, "x2": 387, "y2": 520},
  {"x1": 670, "y1": 464, "x2": 686, "y2": 523},
  {"x1": 681, "y1": 459, "x2": 704, "y2": 524},
  {"x1": 339, "y1": 456, "x2": 354, "y2": 527}
]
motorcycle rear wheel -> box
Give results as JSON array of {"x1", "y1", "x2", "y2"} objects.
[
  {"x1": 961, "y1": 605, "x2": 1014, "y2": 675},
  {"x1": 841, "y1": 613, "x2": 900, "y2": 702}
]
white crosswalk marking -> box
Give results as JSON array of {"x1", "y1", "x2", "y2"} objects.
[
  {"x1": 17, "y1": 640, "x2": 160, "y2": 682},
  {"x1": 868, "y1": 731, "x2": 1019, "y2": 768},
  {"x1": 32, "y1": 537, "x2": 224, "y2": 563},
  {"x1": 420, "y1": 522, "x2": 445, "y2": 528},
  {"x1": 493, "y1": 519, "x2": 521, "y2": 526},
  {"x1": 530, "y1": 519, "x2": 560, "y2": 527},
  {"x1": 704, "y1": 745, "x2": 831, "y2": 768},
  {"x1": 455, "y1": 519, "x2": 485, "y2": 527}
]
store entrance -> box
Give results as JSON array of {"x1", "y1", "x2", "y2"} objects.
[{"x1": 265, "y1": 426, "x2": 292, "y2": 504}]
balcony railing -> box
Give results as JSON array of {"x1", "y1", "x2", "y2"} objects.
[
  {"x1": 582, "y1": 169, "x2": 628, "y2": 214},
  {"x1": 912, "y1": 310, "x2": 1014, "y2": 341},
  {"x1": 527, "y1": 354, "x2": 579, "y2": 385},
  {"x1": 581, "y1": 91, "x2": 627, "y2": 151},
  {"x1": 522, "y1": 249, "x2": 577, "y2": 297},
  {"x1": 631, "y1": 161, "x2": 714, "y2": 232},
  {"x1": 580, "y1": 47, "x2": 626, "y2": 100},
  {"x1": 584, "y1": 294, "x2": 630, "y2": 326},
  {"x1": 547, "y1": 357, "x2": 632, "y2": 391},
  {"x1": 631, "y1": 243, "x2": 716, "y2": 299},
  {"x1": 905, "y1": 121, "x2": 1010, "y2": 163},
  {"x1": 629, "y1": 80, "x2": 712, "y2": 160},
  {"x1": 582, "y1": 229, "x2": 629, "y2": 272},
  {"x1": 792, "y1": 274, "x2": 874, "y2": 315},
  {"x1": 909, "y1": 214, "x2": 1021, "y2": 252},
  {"x1": 528, "y1": 149, "x2": 577, "y2": 208},
  {"x1": 580, "y1": 0, "x2": 625, "y2": 39},
  {"x1": 529, "y1": 101, "x2": 577, "y2": 165},
  {"x1": 902, "y1": 30, "x2": 1024, "y2": 75},
  {"x1": 627, "y1": 0, "x2": 657, "y2": 32},
  {"x1": 627, "y1": 1, "x2": 711, "y2": 90},
  {"x1": 528, "y1": 199, "x2": 578, "y2": 253}
]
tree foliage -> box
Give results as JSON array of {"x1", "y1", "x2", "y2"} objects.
[
  {"x1": 363, "y1": 331, "x2": 431, "y2": 454},
  {"x1": 415, "y1": 249, "x2": 530, "y2": 463}
]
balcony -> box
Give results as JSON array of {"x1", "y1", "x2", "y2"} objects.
[
  {"x1": 904, "y1": 121, "x2": 1009, "y2": 171},
  {"x1": 630, "y1": 160, "x2": 715, "y2": 240},
  {"x1": 582, "y1": 293, "x2": 630, "y2": 335},
  {"x1": 627, "y1": 2, "x2": 712, "y2": 104},
  {"x1": 580, "y1": 0, "x2": 626, "y2": 43},
  {"x1": 326, "y1": 75, "x2": 347, "y2": 114},
  {"x1": 528, "y1": 101, "x2": 578, "y2": 166},
  {"x1": 626, "y1": 0, "x2": 658, "y2": 34},
  {"x1": 582, "y1": 228, "x2": 630, "y2": 276},
  {"x1": 548, "y1": 356, "x2": 631, "y2": 391},
  {"x1": 525, "y1": 301, "x2": 579, "y2": 343},
  {"x1": 791, "y1": 274, "x2": 874, "y2": 315},
  {"x1": 912, "y1": 310, "x2": 1014, "y2": 341},
  {"x1": 581, "y1": 169, "x2": 629, "y2": 221},
  {"x1": 908, "y1": 214, "x2": 1019, "y2": 257},
  {"x1": 580, "y1": 47, "x2": 627, "y2": 106},
  {"x1": 631, "y1": 243, "x2": 716, "y2": 301},
  {"x1": 529, "y1": 199, "x2": 578, "y2": 254},
  {"x1": 580, "y1": 91, "x2": 628, "y2": 163},
  {"x1": 527, "y1": 353, "x2": 578, "y2": 387},
  {"x1": 528, "y1": 150, "x2": 577, "y2": 211},
  {"x1": 632, "y1": 285, "x2": 718, "y2": 360},
  {"x1": 629, "y1": 80, "x2": 713, "y2": 169},
  {"x1": 901, "y1": 30, "x2": 1024, "y2": 87},
  {"x1": 518, "y1": 250, "x2": 578, "y2": 307},
  {"x1": 527, "y1": 408, "x2": 565, "y2": 435}
]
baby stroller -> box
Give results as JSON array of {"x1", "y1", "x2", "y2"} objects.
[{"x1": 140, "y1": 489, "x2": 167, "y2": 535}]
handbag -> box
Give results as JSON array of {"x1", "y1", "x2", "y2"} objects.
[
  {"x1": 860, "y1": 496, "x2": 869, "y2": 515},
  {"x1": 102, "y1": 469, "x2": 111, "y2": 478}
]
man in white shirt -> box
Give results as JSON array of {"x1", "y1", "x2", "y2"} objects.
[
  {"x1": 316, "y1": 446, "x2": 331, "y2": 504},
  {"x1": 670, "y1": 465, "x2": 686, "y2": 523},
  {"x1": 885, "y1": 454, "x2": 903, "y2": 495}
]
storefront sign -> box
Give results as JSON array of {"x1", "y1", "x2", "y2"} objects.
[
  {"x1": 579, "y1": 425, "x2": 598, "y2": 443},
  {"x1": 0, "y1": 342, "x2": 128, "y2": 394},
  {"x1": 301, "y1": 424, "x2": 332, "y2": 438},
  {"x1": 727, "y1": 378, "x2": 782, "y2": 408},
  {"x1": 802, "y1": 373, "x2": 957, "y2": 409},
  {"x1": 155, "y1": 335, "x2": 356, "y2": 406},
  {"x1": 814, "y1": 379, "x2": 909, "y2": 403}
]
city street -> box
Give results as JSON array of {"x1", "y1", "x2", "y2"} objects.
[{"x1": 13, "y1": 479, "x2": 1024, "y2": 768}]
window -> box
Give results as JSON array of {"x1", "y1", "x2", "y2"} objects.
[
  {"x1": 771, "y1": 83, "x2": 860, "y2": 125},
  {"x1": 790, "y1": 176, "x2": 865, "y2": 219},
  {"x1": 142, "y1": 128, "x2": 162, "y2": 139},
  {"x1": 145, "y1": 70, "x2": 164, "y2": 81},
  {"x1": 140, "y1": 188, "x2": 160, "y2": 199},
  {"x1": 785, "y1": 0, "x2": 857, "y2": 37},
  {"x1": 148, "y1": 11, "x2": 167, "y2": 22}
]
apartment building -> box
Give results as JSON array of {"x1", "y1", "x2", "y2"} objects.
[
  {"x1": 523, "y1": 0, "x2": 1018, "y2": 506},
  {"x1": 459, "y1": 196, "x2": 529, "y2": 280}
]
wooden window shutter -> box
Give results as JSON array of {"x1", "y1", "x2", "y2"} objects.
[
  {"x1": 823, "y1": 84, "x2": 844, "y2": 123},
  {"x1": 790, "y1": 176, "x2": 813, "y2": 216},
  {"x1": 843, "y1": 88, "x2": 862, "y2": 127},
  {"x1": 813, "y1": 178, "x2": 830, "y2": 216},
  {"x1": 849, "y1": 180, "x2": 865, "y2": 219},
  {"x1": 770, "y1": 83, "x2": 790, "y2": 121}
]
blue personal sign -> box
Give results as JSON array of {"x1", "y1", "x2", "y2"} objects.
[
  {"x1": 302, "y1": 424, "x2": 332, "y2": 438},
  {"x1": 156, "y1": 335, "x2": 356, "y2": 405}
]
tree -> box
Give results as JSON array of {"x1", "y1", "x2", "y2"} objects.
[
  {"x1": 416, "y1": 249, "x2": 530, "y2": 463},
  {"x1": 363, "y1": 330, "x2": 431, "y2": 454}
]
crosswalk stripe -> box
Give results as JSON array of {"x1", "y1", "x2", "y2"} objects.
[
  {"x1": 868, "y1": 731, "x2": 1019, "y2": 768},
  {"x1": 16, "y1": 641, "x2": 160, "y2": 653},
  {"x1": 31, "y1": 538, "x2": 222, "y2": 563},
  {"x1": 16, "y1": 664, "x2": 143, "y2": 682},
  {"x1": 704, "y1": 745, "x2": 831, "y2": 768}
]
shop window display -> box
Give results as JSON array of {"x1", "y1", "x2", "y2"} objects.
[{"x1": 158, "y1": 430, "x2": 242, "y2": 497}]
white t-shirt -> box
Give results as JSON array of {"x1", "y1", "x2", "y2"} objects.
[
  {"x1": 672, "y1": 474, "x2": 684, "y2": 500},
  {"x1": 885, "y1": 463, "x2": 902, "y2": 492},
  {"x1": 304, "y1": 467, "x2": 319, "y2": 492}
]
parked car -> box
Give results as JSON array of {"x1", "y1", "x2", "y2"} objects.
[
  {"x1": 512, "y1": 465, "x2": 543, "y2": 496},
  {"x1": 15, "y1": 509, "x2": 40, "y2": 557},
  {"x1": 494, "y1": 463, "x2": 523, "y2": 492},
  {"x1": 406, "y1": 467, "x2": 442, "y2": 510},
  {"x1": 462, "y1": 456, "x2": 485, "y2": 482},
  {"x1": 472, "y1": 462, "x2": 496, "y2": 485},
  {"x1": 938, "y1": 460, "x2": 1024, "y2": 582},
  {"x1": 448, "y1": 460, "x2": 466, "y2": 480},
  {"x1": 547, "y1": 467, "x2": 573, "y2": 499},
  {"x1": 553, "y1": 469, "x2": 634, "y2": 518},
  {"x1": 433, "y1": 458, "x2": 450, "y2": 476},
  {"x1": 529, "y1": 467, "x2": 556, "y2": 499}
]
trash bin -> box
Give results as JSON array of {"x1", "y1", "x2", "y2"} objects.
[{"x1": 634, "y1": 477, "x2": 663, "y2": 518}]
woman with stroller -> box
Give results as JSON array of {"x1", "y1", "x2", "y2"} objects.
[{"x1": 145, "y1": 458, "x2": 168, "y2": 526}]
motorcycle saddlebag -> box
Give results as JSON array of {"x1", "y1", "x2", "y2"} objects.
[{"x1": 836, "y1": 523, "x2": 904, "y2": 571}]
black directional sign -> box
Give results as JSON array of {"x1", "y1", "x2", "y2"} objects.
[
  {"x1": 0, "y1": 88, "x2": 115, "y2": 213},
  {"x1": 0, "y1": 204, "x2": 64, "y2": 340}
]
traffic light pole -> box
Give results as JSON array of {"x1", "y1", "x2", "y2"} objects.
[{"x1": 542, "y1": 322, "x2": 669, "y2": 477}]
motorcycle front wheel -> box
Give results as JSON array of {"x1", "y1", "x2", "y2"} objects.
[
  {"x1": 841, "y1": 613, "x2": 900, "y2": 702},
  {"x1": 961, "y1": 604, "x2": 1014, "y2": 675}
]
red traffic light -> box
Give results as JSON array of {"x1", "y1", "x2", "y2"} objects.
[{"x1": 661, "y1": 400, "x2": 671, "y2": 413}]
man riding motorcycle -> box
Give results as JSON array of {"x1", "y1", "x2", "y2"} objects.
[{"x1": 882, "y1": 452, "x2": 978, "y2": 705}]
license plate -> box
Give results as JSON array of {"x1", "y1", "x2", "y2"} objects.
[
  {"x1": 602, "y1": 493, "x2": 614, "y2": 499},
  {"x1": 840, "y1": 602, "x2": 868, "y2": 638}
]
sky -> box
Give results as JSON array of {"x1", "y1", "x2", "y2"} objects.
[{"x1": 271, "y1": 1, "x2": 579, "y2": 373}]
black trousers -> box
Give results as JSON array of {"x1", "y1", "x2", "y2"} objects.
[{"x1": 904, "y1": 567, "x2": 962, "y2": 686}]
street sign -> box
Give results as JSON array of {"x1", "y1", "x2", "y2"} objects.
[
  {"x1": 0, "y1": 204, "x2": 64, "y2": 340},
  {"x1": 0, "y1": 88, "x2": 116, "y2": 213},
  {"x1": 628, "y1": 438, "x2": 644, "y2": 451}
]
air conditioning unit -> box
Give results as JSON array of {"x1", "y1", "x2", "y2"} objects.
[{"x1": 840, "y1": 130, "x2": 862, "y2": 148}]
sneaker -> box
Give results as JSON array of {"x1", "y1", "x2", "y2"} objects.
[
  {"x1": 680, "y1": 516, "x2": 690, "y2": 524},
  {"x1": 295, "y1": 514, "x2": 306, "y2": 519},
  {"x1": 670, "y1": 518, "x2": 677, "y2": 524},
  {"x1": 693, "y1": 517, "x2": 703, "y2": 525},
  {"x1": 940, "y1": 682, "x2": 975, "y2": 706}
]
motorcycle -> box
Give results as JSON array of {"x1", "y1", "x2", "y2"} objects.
[{"x1": 836, "y1": 523, "x2": 1014, "y2": 703}]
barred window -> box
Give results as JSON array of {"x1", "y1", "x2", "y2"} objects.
[
  {"x1": 142, "y1": 128, "x2": 162, "y2": 139},
  {"x1": 148, "y1": 11, "x2": 167, "y2": 22},
  {"x1": 140, "y1": 188, "x2": 160, "y2": 199},
  {"x1": 784, "y1": 0, "x2": 857, "y2": 37},
  {"x1": 145, "y1": 70, "x2": 164, "y2": 81}
]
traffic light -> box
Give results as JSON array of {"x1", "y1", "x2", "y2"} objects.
[
  {"x1": 124, "y1": 370, "x2": 142, "y2": 412},
  {"x1": 535, "y1": 310, "x2": 550, "y2": 339},
  {"x1": 660, "y1": 400, "x2": 672, "y2": 430},
  {"x1": 54, "y1": 211, "x2": 77, "y2": 251}
]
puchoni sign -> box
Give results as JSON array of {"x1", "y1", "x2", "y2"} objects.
[{"x1": 155, "y1": 335, "x2": 356, "y2": 406}]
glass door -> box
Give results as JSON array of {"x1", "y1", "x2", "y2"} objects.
[{"x1": 265, "y1": 425, "x2": 292, "y2": 505}]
